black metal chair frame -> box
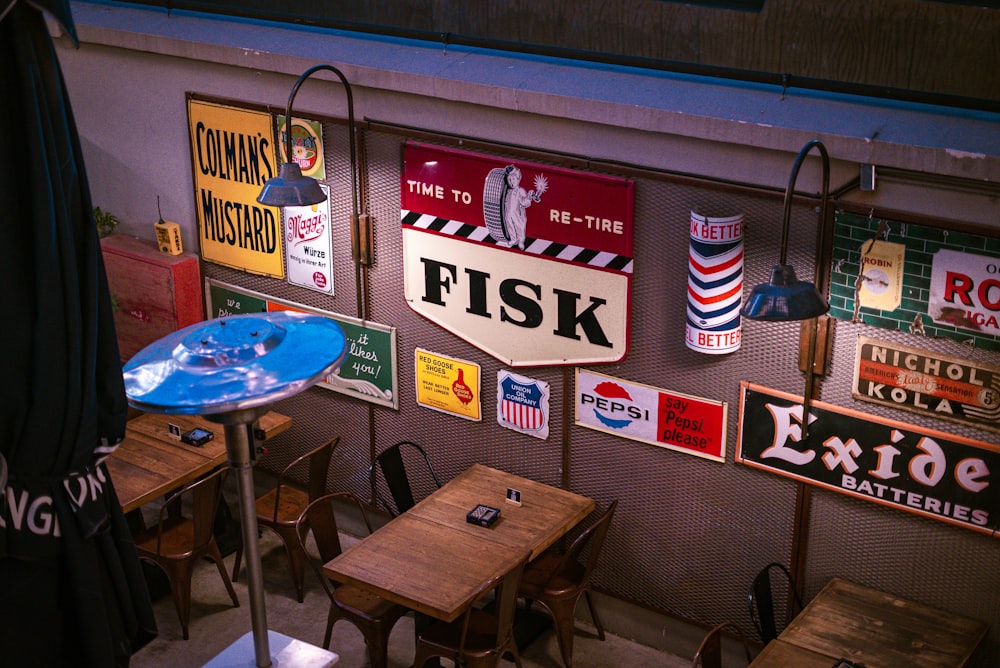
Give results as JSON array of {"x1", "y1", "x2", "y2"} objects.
[
  {"x1": 368, "y1": 440, "x2": 442, "y2": 517},
  {"x1": 747, "y1": 561, "x2": 803, "y2": 644}
]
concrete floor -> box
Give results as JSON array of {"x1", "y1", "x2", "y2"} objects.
[{"x1": 129, "y1": 527, "x2": 691, "y2": 668}]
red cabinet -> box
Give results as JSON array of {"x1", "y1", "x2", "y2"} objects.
[{"x1": 101, "y1": 234, "x2": 203, "y2": 362}]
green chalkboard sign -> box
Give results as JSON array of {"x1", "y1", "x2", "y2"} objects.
[{"x1": 205, "y1": 279, "x2": 398, "y2": 408}]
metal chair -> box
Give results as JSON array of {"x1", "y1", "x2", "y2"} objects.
[
  {"x1": 517, "y1": 499, "x2": 618, "y2": 668},
  {"x1": 747, "y1": 562, "x2": 803, "y2": 643},
  {"x1": 368, "y1": 440, "x2": 442, "y2": 516},
  {"x1": 691, "y1": 622, "x2": 753, "y2": 668},
  {"x1": 132, "y1": 467, "x2": 239, "y2": 639},
  {"x1": 232, "y1": 435, "x2": 338, "y2": 602},
  {"x1": 296, "y1": 492, "x2": 408, "y2": 668},
  {"x1": 413, "y1": 551, "x2": 531, "y2": 668}
]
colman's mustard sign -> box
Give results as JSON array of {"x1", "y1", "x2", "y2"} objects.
[{"x1": 188, "y1": 99, "x2": 284, "y2": 277}]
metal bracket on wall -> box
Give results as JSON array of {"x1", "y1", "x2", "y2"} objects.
[
  {"x1": 352, "y1": 213, "x2": 373, "y2": 266},
  {"x1": 798, "y1": 314, "x2": 833, "y2": 376},
  {"x1": 860, "y1": 163, "x2": 876, "y2": 191}
]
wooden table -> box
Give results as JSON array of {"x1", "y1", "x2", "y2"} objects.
[
  {"x1": 750, "y1": 577, "x2": 989, "y2": 668},
  {"x1": 323, "y1": 463, "x2": 595, "y2": 622},
  {"x1": 749, "y1": 639, "x2": 841, "y2": 668},
  {"x1": 107, "y1": 411, "x2": 291, "y2": 512}
]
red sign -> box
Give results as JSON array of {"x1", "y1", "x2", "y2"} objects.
[{"x1": 402, "y1": 143, "x2": 633, "y2": 256}]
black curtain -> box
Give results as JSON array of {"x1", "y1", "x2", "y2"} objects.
[{"x1": 0, "y1": 1, "x2": 157, "y2": 664}]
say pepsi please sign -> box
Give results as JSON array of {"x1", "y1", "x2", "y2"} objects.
[{"x1": 575, "y1": 369, "x2": 727, "y2": 462}]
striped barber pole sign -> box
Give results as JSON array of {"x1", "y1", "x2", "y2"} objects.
[
  {"x1": 685, "y1": 211, "x2": 744, "y2": 355},
  {"x1": 497, "y1": 370, "x2": 549, "y2": 439}
]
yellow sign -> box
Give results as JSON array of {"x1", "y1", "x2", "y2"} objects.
[
  {"x1": 278, "y1": 116, "x2": 325, "y2": 180},
  {"x1": 414, "y1": 348, "x2": 481, "y2": 421},
  {"x1": 858, "y1": 239, "x2": 905, "y2": 311},
  {"x1": 188, "y1": 99, "x2": 284, "y2": 277}
]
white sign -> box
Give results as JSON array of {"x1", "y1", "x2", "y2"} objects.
[
  {"x1": 929, "y1": 248, "x2": 1000, "y2": 336},
  {"x1": 401, "y1": 143, "x2": 634, "y2": 367},
  {"x1": 575, "y1": 369, "x2": 728, "y2": 462},
  {"x1": 284, "y1": 184, "x2": 334, "y2": 295},
  {"x1": 403, "y1": 230, "x2": 629, "y2": 366}
]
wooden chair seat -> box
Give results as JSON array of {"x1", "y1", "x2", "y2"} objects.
[
  {"x1": 332, "y1": 583, "x2": 406, "y2": 621},
  {"x1": 254, "y1": 485, "x2": 308, "y2": 523},
  {"x1": 518, "y1": 499, "x2": 618, "y2": 668},
  {"x1": 133, "y1": 467, "x2": 239, "y2": 640},
  {"x1": 518, "y1": 552, "x2": 585, "y2": 596},
  {"x1": 417, "y1": 607, "x2": 512, "y2": 660},
  {"x1": 233, "y1": 436, "x2": 338, "y2": 603}
]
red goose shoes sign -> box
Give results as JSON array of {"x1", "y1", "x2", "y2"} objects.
[{"x1": 401, "y1": 142, "x2": 634, "y2": 367}]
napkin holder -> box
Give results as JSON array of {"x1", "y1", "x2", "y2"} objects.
[{"x1": 466, "y1": 504, "x2": 500, "y2": 527}]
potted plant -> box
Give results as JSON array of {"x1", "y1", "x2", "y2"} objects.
[{"x1": 94, "y1": 206, "x2": 121, "y2": 238}]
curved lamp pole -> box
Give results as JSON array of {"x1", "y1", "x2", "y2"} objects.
[
  {"x1": 741, "y1": 139, "x2": 831, "y2": 438},
  {"x1": 258, "y1": 63, "x2": 370, "y2": 321}
]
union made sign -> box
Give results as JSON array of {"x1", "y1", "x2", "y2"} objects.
[
  {"x1": 401, "y1": 142, "x2": 634, "y2": 367},
  {"x1": 737, "y1": 382, "x2": 1000, "y2": 537}
]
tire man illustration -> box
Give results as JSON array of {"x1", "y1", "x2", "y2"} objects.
[{"x1": 483, "y1": 164, "x2": 548, "y2": 249}]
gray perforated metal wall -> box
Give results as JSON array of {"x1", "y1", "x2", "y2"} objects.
[{"x1": 203, "y1": 120, "x2": 999, "y2": 661}]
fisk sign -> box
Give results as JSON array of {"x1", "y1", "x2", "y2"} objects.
[{"x1": 401, "y1": 143, "x2": 634, "y2": 367}]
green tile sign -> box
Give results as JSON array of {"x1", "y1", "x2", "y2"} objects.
[
  {"x1": 829, "y1": 211, "x2": 1000, "y2": 352},
  {"x1": 206, "y1": 279, "x2": 398, "y2": 408}
]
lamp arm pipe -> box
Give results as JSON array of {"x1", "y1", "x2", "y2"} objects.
[
  {"x1": 801, "y1": 318, "x2": 819, "y2": 439},
  {"x1": 282, "y1": 64, "x2": 361, "y2": 222},
  {"x1": 778, "y1": 139, "x2": 830, "y2": 267},
  {"x1": 784, "y1": 139, "x2": 829, "y2": 440}
]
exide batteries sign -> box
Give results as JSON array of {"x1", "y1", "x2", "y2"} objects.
[
  {"x1": 737, "y1": 382, "x2": 1000, "y2": 537},
  {"x1": 401, "y1": 142, "x2": 634, "y2": 367}
]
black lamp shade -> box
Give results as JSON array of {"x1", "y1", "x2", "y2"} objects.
[
  {"x1": 741, "y1": 264, "x2": 830, "y2": 321},
  {"x1": 257, "y1": 162, "x2": 327, "y2": 207}
]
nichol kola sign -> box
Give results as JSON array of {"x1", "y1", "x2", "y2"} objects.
[
  {"x1": 401, "y1": 142, "x2": 634, "y2": 367},
  {"x1": 853, "y1": 336, "x2": 1000, "y2": 434}
]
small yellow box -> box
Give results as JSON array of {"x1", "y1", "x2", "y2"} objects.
[{"x1": 154, "y1": 220, "x2": 183, "y2": 255}]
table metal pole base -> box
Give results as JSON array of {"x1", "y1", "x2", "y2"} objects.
[
  {"x1": 203, "y1": 630, "x2": 339, "y2": 668},
  {"x1": 220, "y1": 414, "x2": 271, "y2": 668}
]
